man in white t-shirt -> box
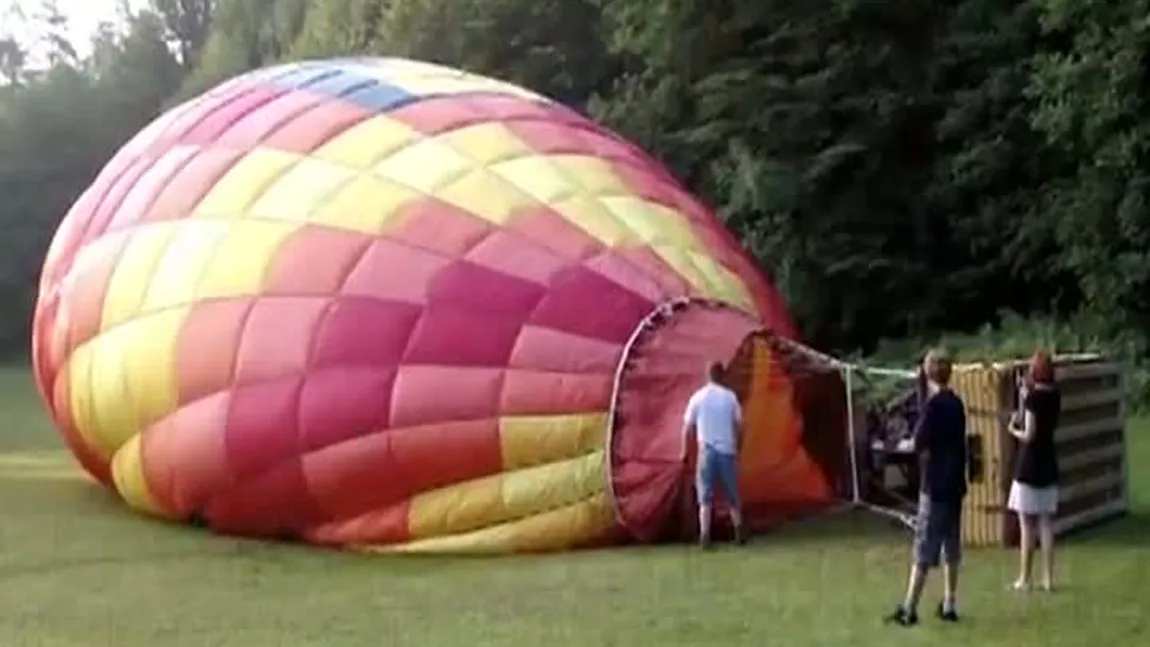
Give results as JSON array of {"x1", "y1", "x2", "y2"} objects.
[{"x1": 682, "y1": 360, "x2": 745, "y2": 548}]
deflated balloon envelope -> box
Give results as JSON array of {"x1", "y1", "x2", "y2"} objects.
[{"x1": 30, "y1": 57, "x2": 818, "y2": 553}]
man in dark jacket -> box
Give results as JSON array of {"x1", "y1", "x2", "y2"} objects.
[{"x1": 886, "y1": 348, "x2": 968, "y2": 626}]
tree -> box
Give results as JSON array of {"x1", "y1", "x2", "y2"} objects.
[{"x1": 151, "y1": 0, "x2": 217, "y2": 70}]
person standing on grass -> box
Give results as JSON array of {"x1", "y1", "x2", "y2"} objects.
[
  {"x1": 886, "y1": 348, "x2": 968, "y2": 626},
  {"x1": 1007, "y1": 350, "x2": 1062, "y2": 592},
  {"x1": 682, "y1": 360, "x2": 745, "y2": 549}
]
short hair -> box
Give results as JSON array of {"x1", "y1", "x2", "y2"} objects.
[
  {"x1": 924, "y1": 347, "x2": 953, "y2": 386},
  {"x1": 707, "y1": 361, "x2": 725, "y2": 382},
  {"x1": 1029, "y1": 350, "x2": 1055, "y2": 384}
]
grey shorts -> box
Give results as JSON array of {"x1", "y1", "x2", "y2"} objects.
[{"x1": 913, "y1": 494, "x2": 962, "y2": 567}]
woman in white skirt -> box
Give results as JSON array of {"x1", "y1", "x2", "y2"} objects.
[{"x1": 1007, "y1": 351, "x2": 1061, "y2": 592}]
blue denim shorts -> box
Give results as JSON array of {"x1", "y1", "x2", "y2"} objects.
[
  {"x1": 913, "y1": 493, "x2": 963, "y2": 567},
  {"x1": 697, "y1": 445, "x2": 741, "y2": 508}
]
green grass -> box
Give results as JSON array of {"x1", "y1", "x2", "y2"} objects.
[{"x1": 1, "y1": 366, "x2": 1147, "y2": 646}]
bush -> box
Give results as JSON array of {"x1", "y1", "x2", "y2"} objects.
[{"x1": 847, "y1": 310, "x2": 1150, "y2": 413}]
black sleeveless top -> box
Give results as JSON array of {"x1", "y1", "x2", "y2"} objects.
[{"x1": 1013, "y1": 386, "x2": 1061, "y2": 487}]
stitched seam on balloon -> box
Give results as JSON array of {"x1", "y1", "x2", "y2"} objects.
[
  {"x1": 54, "y1": 89, "x2": 734, "y2": 420},
  {"x1": 65, "y1": 80, "x2": 276, "y2": 269},
  {"x1": 189, "y1": 408, "x2": 609, "y2": 527},
  {"x1": 66, "y1": 123, "x2": 698, "y2": 277},
  {"x1": 355, "y1": 485, "x2": 611, "y2": 548},
  {"x1": 337, "y1": 492, "x2": 611, "y2": 551},
  {"x1": 62, "y1": 62, "x2": 718, "y2": 274},
  {"x1": 526, "y1": 154, "x2": 670, "y2": 299},
  {"x1": 319, "y1": 450, "x2": 608, "y2": 536}
]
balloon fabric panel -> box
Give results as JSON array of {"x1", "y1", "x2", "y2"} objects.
[{"x1": 32, "y1": 58, "x2": 812, "y2": 553}]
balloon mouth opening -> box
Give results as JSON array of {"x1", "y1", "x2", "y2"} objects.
[{"x1": 604, "y1": 298, "x2": 761, "y2": 542}]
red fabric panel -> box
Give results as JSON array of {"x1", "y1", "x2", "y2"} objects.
[
  {"x1": 65, "y1": 236, "x2": 128, "y2": 354},
  {"x1": 31, "y1": 297, "x2": 57, "y2": 402},
  {"x1": 508, "y1": 326, "x2": 622, "y2": 375},
  {"x1": 464, "y1": 228, "x2": 567, "y2": 286},
  {"x1": 340, "y1": 238, "x2": 451, "y2": 303},
  {"x1": 301, "y1": 429, "x2": 407, "y2": 525},
  {"x1": 500, "y1": 119, "x2": 591, "y2": 156},
  {"x1": 108, "y1": 147, "x2": 199, "y2": 231},
  {"x1": 141, "y1": 392, "x2": 231, "y2": 517},
  {"x1": 205, "y1": 459, "x2": 329, "y2": 538},
  {"x1": 176, "y1": 299, "x2": 253, "y2": 404},
  {"x1": 262, "y1": 99, "x2": 371, "y2": 154},
  {"x1": 390, "y1": 198, "x2": 494, "y2": 258},
  {"x1": 507, "y1": 206, "x2": 603, "y2": 262},
  {"x1": 265, "y1": 226, "x2": 372, "y2": 296},
  {"x1": 299, "y1": 366, "x2": 395, "y2": 451},
  {"x1": 304, "y1": 500, "x2": 411, "y2": 546},
  {"x1": 609, "y1": 302, "x2": 758, "y2": 542},
  {"x1": 84, "y1": 155, "x2": 152, "y2": 245},
  {"x1": 389, "y1": 366, "x2": 504, "y2": 428},
  {"x1": 390, "y1": 94, "x2": 579, "y2": 135},
  {"x1": 501, "y1": 370, "x2": 612, "y2": 415},
  {"x1": 585, "y1": 249, "x2": 672, "y2": 305},
  {"x1": 428, "y1": 260, "x2": 545, "y2": 317},
  {"x1": 387, "y1": 95, "x2": 489, "y2": 134},
  {"x1": 214, "y1": 92, "x2": 323, "y2": 150},
  {"x1": 403, "y1": 304, "x2": 522, "y2": 367},
  {"x1": 311, "y1": 298, "x2": 422, "y2": 368},
  {"x1": 612, "y1": 247, "x2": 692, "y2": 299},
  {"x1": 166, "y1": 85, "x2": 250, "y2": 144},
  {"x1": 224, "y1": 375, "x2": 304, "y2": 479},
  {"x1": 145, "y1": 147, "x2": 246, "y2": 222},
  {"x1": 388, "y1": 419, "x2": 502, "y2": 494},
  {"x1": 232, "y1": 297, "x2": 326, "y2": 385},
  {"x1": 179, "y1": 85, "x2": 286, "y2": 147},
  {"x1": 530, "y1": 266, "x2": 654, "y2": 343},
  {"x1": 608, "y1": 159, "x2": 686, "y2": 211}
]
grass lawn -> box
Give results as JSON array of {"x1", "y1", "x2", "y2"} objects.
[{"x1": 0, "y1": 366, "x2": 1146, "y2": 646}]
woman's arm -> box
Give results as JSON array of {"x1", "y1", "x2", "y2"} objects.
[{"x1": 1009, "y1": 409, "x2": 1037, "y2": 443}]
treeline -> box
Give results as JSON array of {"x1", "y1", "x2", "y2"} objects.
[{"x1": 2, "y1": 0, "x2": 1149, "y2": 398}]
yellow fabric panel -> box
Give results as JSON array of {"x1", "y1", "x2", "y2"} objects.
[
  {"x1": 387, "y1": 72, "x2": 542, "y2": 102},
  {"x1": 682, "y1": 251, "x2": 756, "y2": 311},
  {"x1": 499, "y1": 413, "x2": 607, "y2": 470},
  {"x1": 196, "y1": 219, "x2": 298, "y2": 299},
  {"x1": 438, "y1": 123, "x2": 534, "y2": 165},
  {"x1": 309, "y1": 174, "x2": 422, "y2": 234},
  {"x1": 437, "y1": 168, "x2": 538, "y2": 224},
  {"x1": 193, "y1": 149, "x2": 302, "y2": 218},
  {"x1": 653, "y1": 245, "x2": 705, "y2": 290},
  {"x1": 407, "y1": 473, "x2": 505, "y2": 540},
  {"x1": 119, "y1": 307, "x2": 185, "y2": 437},
  {"x1": 76, "y1": 307, "x2": 185, "y2": 459},
  {"x1": 100, "y1": 224, "x2": 179, "y2": 331},
  {"x1": 86, "y1": 325, "x2": 135, "y2": 457},
  {"x1": 549, "y1": 155, "x2": 633, "y2": 195},
  {"x1": 374, "y1": 139, "x2": 474, "y2": 194},
  {"x1": 371, "y1": 494, "x2": 615, "y2": 554},
  {"x1": 248, "y1": 158, "x2": 356, "y2": 223},
  {"x1": 312, "y1": 116, "x2": 421, "y2": 169},
  {"x1": 407, "y1": 452, "x2": 605, "y2": 540},
  {"x1": 140, "y1": 221, "x2": 230, "y2": 313},
  {"x1": 111, "y1": 433, "x2": 170, "y2": 518},
  {"x1": 65, "y1": 342, "x2": 99, "y2": 455},
  {"x1": 551, "y1": 195, "x2": 639, "y2": 247},
  {"x1": 601, "y1": 196, "x2": 698, "y2": 248},
  {"x1": 491, "y1": 156, "x2": 578, "y2": 204}
]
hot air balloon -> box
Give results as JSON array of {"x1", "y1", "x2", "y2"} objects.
[{"x1": 30, "y1": 58, "x2": 847, "y2": 553}]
